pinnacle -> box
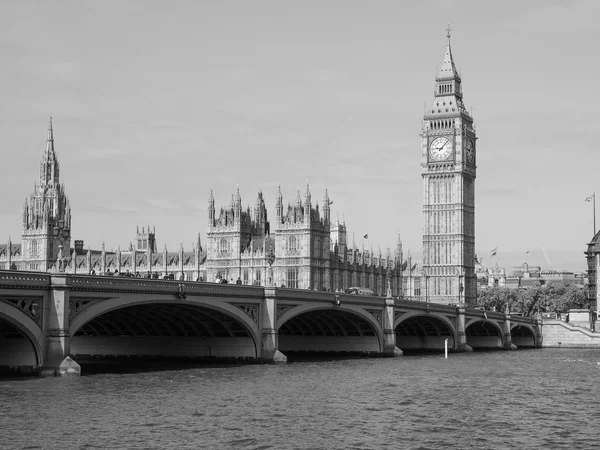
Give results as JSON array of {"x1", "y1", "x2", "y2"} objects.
[{"x1": 437, "y1": 41, "x2": 459, "y2": 81}]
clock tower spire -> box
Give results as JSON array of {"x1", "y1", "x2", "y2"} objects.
[{"x1": 421, "y1": 28, "x2": 477, "y2": 306}]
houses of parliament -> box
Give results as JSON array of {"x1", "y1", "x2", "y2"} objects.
[
  {"x1": 0, "y1": 116, "x2": 404, "y2": 295},
  {"x1": 0, "y1": 32, "x2": 478, "y2": 305}
]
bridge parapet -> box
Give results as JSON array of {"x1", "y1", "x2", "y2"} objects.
[
  {"x1": 0, "y1": 270, "x2": 50, "y2": 289},
  {"x1": 68, "y1": 275, "x2": 264, "y2": 298},
  {"x1": 275, "y1": 288, "x2": 385, "y2": 306}
]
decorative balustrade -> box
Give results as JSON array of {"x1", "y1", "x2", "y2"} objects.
[
  {"x1": 0, "y1": 270, "x2": 50, "y2": 289},
  {"x1": 0, "y1": 270, "x2": 541, "y2": 328},
  {"x1": 68, "y1": 275, "x2": 265, "y2": 298}
]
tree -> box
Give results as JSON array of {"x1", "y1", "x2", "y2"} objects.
[
  {"x1": 476, "y1": 286, "x2": 517, "y2": 312},
  {"x1": 540, "y1": 282, "x2": 587, "y2": 313},
  {"x1": 476, "y1": 281, "x2": 588, "y2": 316}
]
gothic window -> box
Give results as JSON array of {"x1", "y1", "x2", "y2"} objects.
[
  {"x1": 243, "y1": 269, "x2": 248, "y2": 284},
  {"x1": 287, "y1": 236, "x2": 298, "y2": 253},
  {"x1": 218, "y1": 238, "x2": 230, "y2": 255},
  {"x1": 255, "y1": 270, "x2": 261, "y2": 285},
  {"x1": 287, "y1": 267, "x2": 298, "y2": 289},
  {"x1": 30, "y1": 239, "x2": 38, "y2": 257}
]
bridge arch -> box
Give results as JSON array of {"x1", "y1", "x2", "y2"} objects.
[
  {"x1": 510, "y1": 323, "x2": 537, "y2": 348},
  {"x1": 69, "y1": 296, "x2": 261, "y2": 360},
  {"x1": 276, "y1": 304, "x2": 383, "y2": 354},
  {"x1": 394, "y1": 311, "x2": 457, "y2": 351},
  {"x1": 0, "y1": 304, "x2": 43, "y2": 367},
  {"x1": 465, "y1": 318, "x2": 506, "y2": 349}
]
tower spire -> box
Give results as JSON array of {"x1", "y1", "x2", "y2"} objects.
[{"x1": 46, "y1": 114, "x2": 54, "y2": 156}]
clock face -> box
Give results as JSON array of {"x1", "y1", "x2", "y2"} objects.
[
  {"x1": 429, "y1": 137, "x2": 452, "y2": 161},
  {"x1": 465, "y1": 138, "x2": 474, "y2": 163}
]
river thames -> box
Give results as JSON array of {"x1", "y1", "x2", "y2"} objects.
[{"x1": 1, "y1": 348, "x2": 598, "y2": 450}]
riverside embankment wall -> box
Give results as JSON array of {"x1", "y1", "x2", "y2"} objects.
[{"x1": 542, "y1": 320, "x2": 600, "y2": 348}]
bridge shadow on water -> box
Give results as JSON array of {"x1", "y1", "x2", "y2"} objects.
[{"x1": 69, "y1": 356, "x2": 261, "y2": 376}]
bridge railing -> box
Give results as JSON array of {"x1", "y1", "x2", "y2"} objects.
[
  {"x1": 67, "y1": 274, "x2": 265, "y2": 298},
  {"x1": 0, "y1": 270, "x2": 50, "y2": 289},
  {"x1": 274, "y1": 287, "x2": 386, "y2": 306}
]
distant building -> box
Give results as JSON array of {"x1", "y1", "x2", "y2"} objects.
[
  {"x1": 476, "y1": 261, "x2": 586, "y2": 291},
  {"x1": 585, "y1": 230, "x2": 600, "y2": 312},
  {"x1": 0, "y1": 118, "x2": 403, "y2": 295}
]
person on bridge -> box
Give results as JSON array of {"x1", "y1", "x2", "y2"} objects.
[{"x1": 236, "y1": 277, "x2": 242, "y2": 285}]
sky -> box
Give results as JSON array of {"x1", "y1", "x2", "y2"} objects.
[{"x1": 0, "y1": 0, "x2": 598, "y2": 272}]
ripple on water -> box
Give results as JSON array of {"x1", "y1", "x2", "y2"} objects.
[{"x1": 1, "y1": 349, "x2": 599, "y2": 449}]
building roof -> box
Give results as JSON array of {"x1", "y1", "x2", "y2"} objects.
[{"x1": 0, "y1": 243, "x2": 22, "y2": 258}]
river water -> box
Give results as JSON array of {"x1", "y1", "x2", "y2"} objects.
[{"x1": 1, "y1": 349, "x2": 598, "y2": 450}]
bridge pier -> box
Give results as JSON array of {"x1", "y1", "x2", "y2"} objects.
[
  {"x1": 260, "y1": 288, "x2": 286, "y2": 364},
  {"x1": 503, "y1": 314, "x2": 517, "y2": 350},
  {"x1": 456, "y1": 306, "x2": 473, "y2": 352},
  {"x1": 383, "y1": 297, "x2": 402, "y2": 357},
  {"x1": 40, "y1": 275, "x2": 80, "y2": 376},
  {"x1": 535, "y1": 319, "x2": 543, "y2": 348}
]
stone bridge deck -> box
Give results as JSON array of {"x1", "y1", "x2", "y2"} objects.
[{"x1": 0, "y1": 270, "x2": 541, "y2": 375}]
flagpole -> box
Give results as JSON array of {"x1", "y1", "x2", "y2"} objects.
[{"x1": 594, "y1": 192, "x2": 596, "y2": 236}]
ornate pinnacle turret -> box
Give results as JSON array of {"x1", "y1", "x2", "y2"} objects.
[
  {"x1": 235, "y1": 186, "x2": 242, "y2": 208},
  {"x1": 46, "y1": 114, "x2": 55, "y2": 156},
  {"x1": 40, "y1": 115, "x2": 60, "y2": 187},
  {"x1": 437, "y1": 22, "x2": 460, "y2": 81},
  {"x1": 255, "y1": 190, "x2": 263, "y2": 206},
  {"x1": 304, "y1": 182, "x2": 311, "y2": 205}
]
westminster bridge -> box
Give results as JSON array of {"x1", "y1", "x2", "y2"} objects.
[{"x1": 0, "y1": 270, "x2": 542, "y2": 375}]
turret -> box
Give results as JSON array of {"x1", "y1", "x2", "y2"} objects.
[
  {"x1": 323, "y1": 189, "x2": 331, "y2": 225},
  {"x1": 208, "y1": 190, "x2": 215, "y2": 227},
  {"x1": 276, "y1": 186, "x2": 283, "y2": 224},
  {"x1": 234, "y1": 187, "x2": 242, "y2": 224},
  {"x1": 304, "y1": 183, "x2": 311, "y2": 221}
]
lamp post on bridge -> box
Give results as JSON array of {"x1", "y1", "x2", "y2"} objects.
[
  {"x1": 458, "y1": 272, "x2": 464, "y2": 307},
  {"x1": 266, "y1": 244, "x2": 275, "y2": 287},
  {"x1": 423, "y1": 269, "x2": 430, "y2": 312},
  {"x1": 52, "y1": 218, "x2": 70, "y2": 272}
]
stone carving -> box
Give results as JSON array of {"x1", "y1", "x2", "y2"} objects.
[
  {"x1": 69, "y1": 297, "x2": 106, "y2": 323},
  {"x1": 367, "y1": 309, "x2": 382, "y2": 325},
  {"x1": 233, "y1": 303, "x2": 258, "y2": 324},
  {"x1": 394, "y1": 311, "x2": 403, "y2": 324},
  {"x1": 0, "y1": 296, "x2": 42, "y2": 327},
  {"x1": 276, "y1": 304, "x2": 298, "y2": 320}
]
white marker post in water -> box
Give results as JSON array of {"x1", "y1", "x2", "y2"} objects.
[{"x1": 444, "y1": 339, "x2": 448, "y2": 359}]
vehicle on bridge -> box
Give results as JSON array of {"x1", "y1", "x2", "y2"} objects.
[{"x1": 347, "y1": 287, "x2": 376, "y2": 296}]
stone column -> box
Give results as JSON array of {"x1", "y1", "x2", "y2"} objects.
[
  {"x1": 456, "y1": 306, "x2": 473, "y2": 352},
  {"x1": 260, "y1": 287, "x2": 286, "y2": 363},
  {"x1": 502, "y1": 314, "x2": 517, "y2": 350},
  {"x1": 382, "y1": 296, "x2": 402, "y2": 357},
  {"x1": 41, "y1": 274, "x2": 80, "y2": 376}
]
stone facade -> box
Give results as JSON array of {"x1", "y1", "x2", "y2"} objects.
[
  {"x1": 7, "y1": 117, "x2": 73, "y2": 272},
  {"x1": 206, "y1": 186, "x2": 403, "y2": 295},
  {"x1": 421, "y1": 31, "x2": 476, "y2": 305},
  {"x1": 585, "y1": 230, "x2": 600, "y2": 312}
]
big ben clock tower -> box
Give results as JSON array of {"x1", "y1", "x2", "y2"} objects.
[{"x1": 421, "y1": 27, "x2": 476, "y2": 306}]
